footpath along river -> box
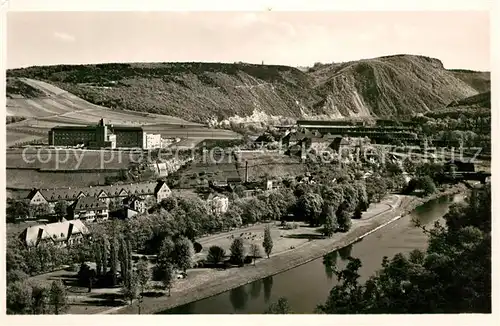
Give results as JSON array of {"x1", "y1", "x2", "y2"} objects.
[{"x1": 163, "y1": 193, "x2": 465, "y2": 314}]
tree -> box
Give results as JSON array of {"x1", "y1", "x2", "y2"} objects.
[
  {"x1": 31, "y1": 284, "x2": 50, "y2": 314},
  {"x1": 157, "y1": 237, "x2": 175, "y2": 266},
  {"x1": 262, "y1": 225, "x2": 273, "y2": 258},
  {"x1": 250, "y1": 244, "x2": 261, "y2": 265},
  {"x1": 6, "y1": 281, "x2": 32, "y2": 314},
  {"x1": 121, "y1": 271, "x2": 139, "y2": 305},
  {"x1": 101, "y1": 236, "x2": 109, "y2": 275},
  {"x1": 173, "y1": 237, "x2": 194, "y2": 274},
  {"x1": 160, "y1": 197, "x2": 178, "y2": 211},
  {"x1": 419, "y1": 176, "x2": 437, "y2": 196},
  {"x1": 321, "y1": 185, "x2": 344, "y2": 211},
  {"x1": 340, "y1": 184, "x2": 358, "y2": 213},
  {"x1": 265, "y1": 297, "x2": 292, "y2": 314},
  {"x1": 207, "y1": 246, "x2": 226, "y2": 264},
  {"x1": 295, "y1": 192, "x2": 324, "y2": 226},
  {"x1": 30, "y1": 202, "x2": 52, "y2": 218},
  {"x1": 160, "y1": 262, "x2": 175, "y2": 296},
  {"x1": 265, "y1": 191, "x2": 290, "y2": 220},
  {"x1": 93, "y1": 241, "x2": 103, "y2": 277},
  {"x1": 6, "y1": 200, "x2": 31, "y2": 223},
  {"x1": 239, "y1": 197, "x2": 267, "y2": 225},
  {"x1": 119, "y1": 238, "x2": 130, "y2": 287},
  {"x1": 136, "y1": 259, "x2": 150, "y2": 295},
  {"x1": 365, "y1": 175, "x2": 388, "y2": 203},
  {"x1": 54, "y1": 201, "x2": 68, "y2": 219},
  {"x1": 230, "y1": 237, "x2": 246, "y2": 266},
  {"x1": 109, "y1": 235, "x2": 118, "y2": 286},
  {"x1": 336, "y1": 203, "x2": 352, "y2": 232},
  {"x1": 49, "y1": 280, "x2": 68, "y2": 315},
  {"x1": 322, "y1": 205, "x2": 338, "y2": 237},
  {"x1": 223, "y1": 205, "x2": 243, "y2": 231}
]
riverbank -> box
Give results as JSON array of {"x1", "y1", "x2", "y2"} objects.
[{"x1": 112, "y1": 184, "x2": 467, "y2": 314}]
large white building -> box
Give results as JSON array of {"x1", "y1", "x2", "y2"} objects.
[{"x1": 143, "y1": 133, "x2": 162, "y2": 149}]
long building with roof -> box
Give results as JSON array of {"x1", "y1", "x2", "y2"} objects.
[
  {"x1": 26, "y1": 180, "x2": 172, "y2": 213},
  {"x1": 19, "y1": 219, "x2": 90, "y2": 247}
]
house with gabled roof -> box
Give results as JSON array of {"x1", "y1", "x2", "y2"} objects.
[
  {"x1": 201, "y1": 192, "x2": 229, "y2": 215},
  {"x1": 19, "y1": 218, "x2": 90, "y2": 247},
  {"x1": 154, "y1": 181, "x2": 172, "y2": 203},
  {"x1": 27, "y1": 189, "x2": 49, "y2": 206},
  {"x1": 69, "y1": 196, "x2": 109, "y2": 222},
  {"x1": 123, "y1": 195, "x2": 146, "y2": 213},
  {"x1": 25, "y1": 181, "x2": 172, "y2": 209}
]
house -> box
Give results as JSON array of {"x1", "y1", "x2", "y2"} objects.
[
  {"x1": 242, "y1": 189, "x2": 263, "y2": 197},
  {"x1": 27, "y1": 189, "x2": 49, "y2": 206},
  {"x1": 19, "y1": 219, "x2": 90, "y2": 247},
  {"x1": 69, "y1": 196, "x2": 109, "y2": 222},
  {"x1": 266, "y1": 179, "x2": 280, "y2": 191},
  {"x1": 123, "y1": 195, "x2": 146, "y2": 213},
  {"x1": 281, "y1": 132, "x2": 307, "y2": 147},
  {"x1": 227, "y1": 177, "x2": 243, "y2": 185},
  {"x1": 203, "y1": 193, "x2": 229, "y2": 215},
  {"x1": 154, "y1": 181, "x2": 172, "y2": 202},
  {"x1": 25, "y1": 180, "x2": 172, "y2": 210}
]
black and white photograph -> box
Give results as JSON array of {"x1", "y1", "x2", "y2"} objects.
[{"x1": 2, "y1": 0, "x2": 494, "y2": 319}]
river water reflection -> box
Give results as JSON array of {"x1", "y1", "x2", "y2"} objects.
[{"x1": 163, "y1": 194, "x2": 464, "y2": 314}]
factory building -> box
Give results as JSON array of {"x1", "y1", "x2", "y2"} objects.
[{"x1": 48, "y1": 119, "x2": 154, "y2": 149}]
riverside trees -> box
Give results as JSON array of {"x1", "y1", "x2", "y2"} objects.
[{"x1": 316, "y1": 186, "x2": 491, "y2": 313}]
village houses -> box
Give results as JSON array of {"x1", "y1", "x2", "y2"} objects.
[{"x1": 25, "y1": 180, "x2": 172, "y2": 220}]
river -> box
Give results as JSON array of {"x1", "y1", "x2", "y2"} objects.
[{"x1": 163, "y1": 193, "x2": 465, "y2": 314}]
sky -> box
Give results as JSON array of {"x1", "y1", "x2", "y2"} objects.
[{"x1": 6, "y1": 11, "x2": 490, "y2": 71}]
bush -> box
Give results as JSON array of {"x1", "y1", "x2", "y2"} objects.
[
  {"x1": 195, "y1": 260, "x2": 206, "y2": 268},
  {"x1": 151, "y1": 265, "x2": 164, "y2": 281},
  {"x1": 207, "y1": 246, "x2": 226, "y2": 264},
  {"x1": 244, "y1": 256, "x2": 253, "y2": 265},
  {"x1": 284, "y1": 222, "x2": 299, "y2": 230},
  {"x1": 193, "y1": 242, "x2": 203, "y2": 254}
]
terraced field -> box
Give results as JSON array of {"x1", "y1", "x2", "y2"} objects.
[
  {"x1": 6, "y1": 169, "x2": 123, "y2": 189},
  {"x1": 171, "y1": 150, "x2": 305, "y2": 188}
]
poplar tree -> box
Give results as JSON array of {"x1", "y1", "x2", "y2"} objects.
[{"x1": 263, "y1": 225, "x2": 273, "y2": 258}]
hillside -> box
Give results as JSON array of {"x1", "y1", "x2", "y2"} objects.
[
  {"x1": 425, "y1": 91, "x2": 491, "y2": 120},
  {"x1": 447, "y1": 91, "x2": 490, "y2": 108},
  {"x1": 7, "y1": 55, "x2": 490, "y2": 123},
  {"x1": 448, "y1": 70, "x2": 490, "y2": 93}
]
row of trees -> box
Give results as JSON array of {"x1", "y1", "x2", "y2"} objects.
[
  {"x1": 6, "y1": 199, "x2": 70, "y2": 223},
  {"x1": 7, "y1": 278, "x2": 68, "y2": 315},
  {"x1": 207, "y1": 225, "x2": 273, "y2": 267}
]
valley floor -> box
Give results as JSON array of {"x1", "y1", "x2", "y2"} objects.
[{"x1": 24, "y1": 184, "x2": 465, "y2": 315}]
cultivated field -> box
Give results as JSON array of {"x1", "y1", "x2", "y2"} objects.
[
  {"x1": 6, "y1": 169, "x2": 122, "y2": 189},
  {"x1": 172, "y1": 150, "x2": 306, "y2": 187},
  {"x1": 6, "y1": 78, "x2": 241, "y2": 147}
]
